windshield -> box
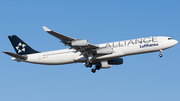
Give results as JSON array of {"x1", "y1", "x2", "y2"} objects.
[{"x1": 168, "y1": 38, "x2": 173, "y2": 40}]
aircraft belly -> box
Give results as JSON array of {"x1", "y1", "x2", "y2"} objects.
[
  {"x1": 25, "y1": 52, "x2": 78, "y2": 65},
  {"x1": 38, "y1": 52, "x2": 78, "y2": 65},
  {"x1": 94, "y1": 50, "x2": 125, "y2": 61},
  {"x1": 120, "y1": 45, "x2": 147, "y2": 55}
]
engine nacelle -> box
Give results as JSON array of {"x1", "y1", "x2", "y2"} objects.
[
  {"x1": 96, "y1": 47, "x2": 113, "y2": 54},
  {"x1": 71, "y1": 40, "x2": 88, "y2": 46},
  {"x1": 108, "y1": 58, "x2": 123, "y2": 65},
  {"x1": 96, "y1": 61, "x2": 111, "y2": 69},
  {"x1": 96, "y1": 58, "x2": 123, "y2": 70}
]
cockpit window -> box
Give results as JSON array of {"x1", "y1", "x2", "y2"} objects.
[{"x1": 168, "y1": 38, "x2": 173, "y2": 40}]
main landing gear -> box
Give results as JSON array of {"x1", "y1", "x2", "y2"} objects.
[
  {"x1": 85, "y1": 53, "x2": 94, "y2": 67},
  {"x1": 85, "y1": 62, "x2": 101, "y2": 73},
  {"x1": 84, "y1": 53, "x2": 102, "y2": 73},
  {"x1": 159, "y1": 50, "x2": 163, "y2": 57},
  {"x1": 91, "y1": 68, "x2": 96, "y2": 73},
  {"x1": 84, "y1": 53, "x2": 97, "y2": 73},
  {"x1": 85, "y1": 60, "x2": 92, "y2": 67},
  {"x1": 90, "y1": 63, "x2": 101, "y2": 73}
]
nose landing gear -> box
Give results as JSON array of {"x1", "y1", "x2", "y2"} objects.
[{"x1": 159, "y1": 50, "x2": 163, "y2": 57}]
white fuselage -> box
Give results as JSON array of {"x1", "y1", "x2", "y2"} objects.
[{"x1": 18, "y1": 36, "x2": 177, "y2": 65}]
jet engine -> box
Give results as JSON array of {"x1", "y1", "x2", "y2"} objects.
[
  {"x1": 108, "y1": 58, "x2": 123, "y2": 65},
  {"x1": 96, "y1": 61, "x2": 111, "y2": 69},
  {"x1": 92, "y1": 58, "x2": 123, "y2": 73},
  {"x1": 71, "y1": 40, "x2": 88, "y2": 46},
  {"x1": 96, "y1": 47, "x2": 113, "y2": 54}
]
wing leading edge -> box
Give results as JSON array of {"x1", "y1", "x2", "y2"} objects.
[{"x1": 42, "y1": 26, "x2": 99, "y2": 55}]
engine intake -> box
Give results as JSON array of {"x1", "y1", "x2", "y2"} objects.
[{"x1": 108, "y1": 58, "x2": 123, "y2": 65}]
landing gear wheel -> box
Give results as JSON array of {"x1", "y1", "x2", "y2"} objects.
[
  {"x1": 96, "y1": 65, "x2": 101, "y2": 70},
  {"x1": 85, "y1": 63, "x2": 89, "y2": 67},
  {"x1": 91, "y1": 69, "x2": 96, "y2": 73},
  {"x1": 85, "y1": 62, "x2": 92, "y2": 68},
  {"x1": 159, "y1": 50, "x2": 163, "y2": 58}
]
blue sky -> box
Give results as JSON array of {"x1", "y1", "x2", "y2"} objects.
[{"x1": 1, "y1": 0, "x2": 180, "y2": 101}]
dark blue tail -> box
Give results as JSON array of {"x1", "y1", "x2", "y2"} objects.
[{"x1": 8, "y1": 35, "x2": 39, "y2": 55}]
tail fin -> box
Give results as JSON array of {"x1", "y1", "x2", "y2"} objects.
[{"x1": 8, "y1": 35, "x2": 39, "y2": 55}]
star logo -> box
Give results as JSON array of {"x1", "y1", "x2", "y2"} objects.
[{"x1": 16, "y1": 42, "x2": 26, "y2": 53}]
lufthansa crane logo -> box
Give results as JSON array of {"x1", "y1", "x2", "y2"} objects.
[{"x1": 16, "y1": 42, "x2": 26, "y2": 53}]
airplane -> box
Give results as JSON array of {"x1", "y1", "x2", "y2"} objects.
[{"x1": 3, "y1": 26, "x2": 178, "y2": 73}]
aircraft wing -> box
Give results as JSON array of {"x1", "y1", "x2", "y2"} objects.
[
  {"x1": 43, "y1": 26, "x2": 99, "y2": 55},
  {"x1": 43, "y1": 26, "x2": 75, "y2": 41}
]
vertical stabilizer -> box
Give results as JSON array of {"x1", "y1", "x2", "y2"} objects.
[{"x1": 8, "y1": 35, "x2": 39, "y2": 55}]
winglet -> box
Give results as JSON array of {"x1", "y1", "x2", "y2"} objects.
[{"x1": 43, "y1": 26, "x2": 51, "y2": 32}]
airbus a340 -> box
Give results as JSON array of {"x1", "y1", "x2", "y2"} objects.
[{"x1": 3, "y1": 26, "x2": 178, "y2": 73}]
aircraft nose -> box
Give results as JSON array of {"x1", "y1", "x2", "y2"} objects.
[
  {"x1": 173, "y1": 39, "x2": 178, "y2": 45},
  {"x1": 174, "y1": 39, "x2": 178, "y2": 44}
]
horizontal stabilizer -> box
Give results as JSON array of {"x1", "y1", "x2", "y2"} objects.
[{"x1": 3, "y1": 51, "x2": 27, "y2": 59}]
